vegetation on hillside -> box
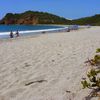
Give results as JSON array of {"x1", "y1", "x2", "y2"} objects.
[
  {"x1": 72, "y1": 14, "x2": 100, "y2": 26},
  {"x1": 0, "y1": 11, "x2": 100, "y2": 25},
  {"x1": 0, "y1": 11, "x2": 71, "y2": 25}
]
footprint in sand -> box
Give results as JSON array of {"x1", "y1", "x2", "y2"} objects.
[{"x1": 0, "y1": 88, "x2": 25, "y2": 100}]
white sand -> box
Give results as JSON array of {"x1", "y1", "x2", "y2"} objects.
[{"x1": 0, "y1": 27, "x2": 100, "y2": 100}]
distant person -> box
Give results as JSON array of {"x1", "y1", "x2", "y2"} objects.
[
  {"x1": 16, "y1": 30, "x2": 19, "y2": 37},
  {"x1": 67, "y1": 28, "x2": 70, "y2": 32},
  {"x1": 10, "y1": 31, "x2": 14, "y2": 38},
  {"x1": 87, "y1": 24, "x2": 91, "y2": 28},
  {"x1": 74, "y1": 25, "x2": 78, "y2": 30}
]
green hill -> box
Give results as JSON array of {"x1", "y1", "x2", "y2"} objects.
[
  {"x1": 0, "y1": 11, "x2": 100, "y2": 26},
  {"x1": 0, "y1": 11, "x2": 71, "y2": 25},
  {"x1": 72, "y1": 14, "x2": 100, "y2": 26}
]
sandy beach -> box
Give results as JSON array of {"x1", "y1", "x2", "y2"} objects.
[{"x1": 0, "y1": 26, "x2": 100, "y2": 100}]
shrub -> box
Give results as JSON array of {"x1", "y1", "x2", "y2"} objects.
[
  {"x1": 96, "y1": 48, "x2": 100, "y2": 53},
  {"x1": 85, "y1": 49, "x2": 100, "y2": 66},
  {"x1": 81, "y1": 69, "x2": 100, "y2": 89},
  {"x1": 94, "y1": 55, "x2": 100, "y2": 64},
  {"x1": 81, "y1": 48, "x2": 100, "y2": 99}
]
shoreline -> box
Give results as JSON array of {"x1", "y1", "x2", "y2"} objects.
[
  {"x1": 0, "y1": 25, "x2": 67, "y2": 39},
  {"x1": 0, "y1": 25, "x2": 89, "y2": 41},
  {"x1": 0, "y1": 24, "x2": 90, "y2": 39}
]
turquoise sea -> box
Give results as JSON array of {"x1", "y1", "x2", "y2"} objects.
[
  {"x1": 0, "y1": 25, "x2": 66, "y2": 39},
  {"x1": 0, "y1": 25, "x2": 64, "y2": 32}
]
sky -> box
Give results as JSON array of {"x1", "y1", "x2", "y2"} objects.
[{"x1": 0, "y1": 0, "x2": 100, "y2": 20}]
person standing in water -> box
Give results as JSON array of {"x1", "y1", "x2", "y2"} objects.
[
  {"x1": 16, "y1": 30, "x2": 19, "y2": 37},
  {"x1": 10, "y1": 31, "x2": 14, "y2": 38}
]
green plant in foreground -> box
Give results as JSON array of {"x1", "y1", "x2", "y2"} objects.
[
  {"x1": 85, "y1": 49, "x2": 100, "y2": 66},
  {"x1": 96, "y1": 48, "x2": 100, "y2": 53},
  {"x1": 81, "y1": 69, "x2": 100, "y2": 89},
  {"x1": 81, "y1": 80, "x2": 90, "y2": 89},
  {"x1": 81, "y1": 48, "x2": 100, "y2": 99},
  {"x1": 94, "y1": 55, "x2": 100, "y2": 64}
]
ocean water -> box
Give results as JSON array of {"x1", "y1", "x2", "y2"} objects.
[
  {"x1": 0, "y1": 25, "x2": 64, "y2": 32},
  {"x1": 0, "y1": 25, "x2": 66, "y2": 39}
]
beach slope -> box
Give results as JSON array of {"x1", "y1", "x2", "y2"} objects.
[{"x1": 0, "y1": 27, "x2": 100, "y2": 100}]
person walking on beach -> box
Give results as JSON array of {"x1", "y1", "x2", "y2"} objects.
[
  {"x1": 10, "y1": 31, "x2": 14, "y2": 38},
  {"x1": 16, "y1": 30, "x2": 19, "y2": 37},
  {"x1": 67, "y1": 28, "x2": 70, "y2": 32}
]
